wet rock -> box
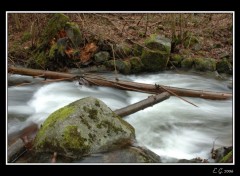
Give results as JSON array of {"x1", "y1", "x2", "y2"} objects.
[{"x1": 33, "y1": 97, "x2": 135, "y2": 159}]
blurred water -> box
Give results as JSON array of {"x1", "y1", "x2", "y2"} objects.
[{"x1": 7, "y1": 72, "x2": 233, "y2": 162}]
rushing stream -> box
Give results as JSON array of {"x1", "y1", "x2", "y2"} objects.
[{"x1": 7, "y1": 71, "x2": 233, "y2": 162}]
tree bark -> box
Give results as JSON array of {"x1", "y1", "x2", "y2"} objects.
[
  {"x1": 8, "y1": 66, "x2": 232, "y2": 100},
  {"x1": 114, "y1": 92, "x2": 170, "y2": 117}
]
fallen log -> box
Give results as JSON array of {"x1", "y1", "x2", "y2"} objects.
[
  {"x1": 115, "y1": 92, "x2": 170, "y2": 117},
  {"x1": 8, "y1": 66, "x2": 232, "y2": 100}
]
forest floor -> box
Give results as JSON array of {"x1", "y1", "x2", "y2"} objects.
[{"x1": 7, "y1": 13, "x2": 233, "y2": 68}]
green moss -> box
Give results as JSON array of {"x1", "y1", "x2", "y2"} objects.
[
  {"x1": 34, "y1": 51, "x2": 47, "y2": 69},
  {"x1": 97, "y1": 120, "x2": 124, "y2": 135},
  {"x1": 194, "y1": 58, "x2": 216, "y2": 71},
  {"x1": 181, "y1": 58, "x2": 194, "y2": 69},
  {"x1": 216, "y1": 58, "x2": 232, "y2": 74},
  {"x1": 170, "y1": 54, "x2": 183, "y2": 67},
  {"x1": 105, "y1": 60, "x2": 131, "y2": 74},
  {"x1": 129, "y1": 57, "x2": 144, "y2": 73},
  {"x1": 39, "y1": 13, "x2": 70, "y2": 49},
  {"x1": 81, "y1": 118, "x2": 91, "y2": 129},
  {"x1": 21, "y1": 32, "x2": 32, "y2": 43},
  {"x1": 63, "y1": 126, "x2": 90, "y2": 154},
  {"x1": 145, "y1": 34, "x2": 171, "y2": 53},
  {"x1": 133, "y1": 43, "x2": 143, "y2": 56},
  {"x1": 95, "y1": 100, "x2": 100, "y2": 107},
  {"x1": 88, "y1": 109, "x2": 98, "y2": 121},
  {"x1": 35, "y1": 105, "x2": 75, "y2": 142},
  {"x1": 113, "y1": 113, "x2": 135, "y2": 136},
  {"x1": 88, "y1": 133, "x2": 96, "y2": 143},
  {"x1": 219, "y1": 150, "x2": 233, "y2": 163},
  {"x1": 65, "y1": 22, "x2": 82, "y2": 48},
  {"x1": 141, "y1": 49, "x2": 169, "y2": 72}
]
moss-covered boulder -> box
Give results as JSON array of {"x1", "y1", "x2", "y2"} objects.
[
  {"x1": 145, "y1": 34, "x2": 171, "y2": 53},
  {"x1": 141, "y1": 49, "x2": 169, "y2": 72},
  {"x1": 33, "y1": 97, "x2": 135, "y2": 159},
  {"x1": 216, "y1": 58, "x2": 232, "y2": 74},
  {"x1": 105, "y1": 59, "x2": 131, "y2": 74},
  {"x1": 181, "y1": 58, "x2": 194, "y2": 69},
  {"x1": 129, "y1": 57, "x2": 144, "y2": 73},
  {"x1": 194, "y1": 58, "x2": 216, "y2": 71},
  {"x1": 94, "y1": 51, "x2": 110, "y2": 64}
]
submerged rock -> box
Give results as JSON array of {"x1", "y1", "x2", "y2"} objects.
[{"x1": 33, "y1": 97, "x2": 135, "y2": 159}]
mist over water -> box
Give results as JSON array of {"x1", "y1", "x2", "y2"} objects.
[{"x1": 7, "y1": 72, "x2": 233, "y2": 162}]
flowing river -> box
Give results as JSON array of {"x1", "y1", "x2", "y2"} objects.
[{"x1": 7, "y1": 71, "x2": 233, "y2": 162}]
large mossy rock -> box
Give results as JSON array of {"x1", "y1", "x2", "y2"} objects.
[
  {"x1": 216, "y1": 58, "x2": 232, "y2": 74},
  {"x1": 141, "y1": 49, "x2": 169, "y2": 72},
  {"x1": 33, "y1": 97, "x2": 135, "y2": 159},
  {"x1": 145, "y1": 34, "x2": 171, "y2": 53},
  {"x1": 194, "y1": 58, "x2": 216, "y2": 71}
]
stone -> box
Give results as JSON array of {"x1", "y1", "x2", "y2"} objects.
[
  {"x1": 94, "y1": 51, "x2": 110, "y2": 64},
  {"x1": 129, "y1": 57, "x2": 144, "y2": 73},
  {"x1": 141, "y1": 49, "x2": 169, "y2": 72},
  {"x1": 216, "y1": 58, "x2": 232, "y2": 74},
  {"x1": 65, "y1": 22, "x2": 83, "y2": 48},
  {"x1": 145, "y1": 34, "x2": 171, "y2": 54},
  {"x1": 33, "y1": 97, "x2": 135, "y2": 159},
  {"x1": 194, "y1": 58, "x2": 216, "y2": 71},
  {"x1": 105, "y1": 60, "x2": 131, "y2": 74},
  {"x1": 76, "y1": 146, "x2": 161, "y2": 163},
  {"x1": 181, "y1": 58, "x2": 194, "y2": 69}
]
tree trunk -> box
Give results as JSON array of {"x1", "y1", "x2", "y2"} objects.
[
  {"x1": 8, "y1": 66, "x2": 232, "y2": 100},
  {"x1": 114, "y1": 92, "x2": 170, "y2": 117}
]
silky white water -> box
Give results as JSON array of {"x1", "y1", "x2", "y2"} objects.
[{"x1": 7, "y1": 71, "x2": 233, "y2": 162}]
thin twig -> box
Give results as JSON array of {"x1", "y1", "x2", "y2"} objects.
[{"x1": 159, "y1": 85, "x2": 198, "y2": 107}]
